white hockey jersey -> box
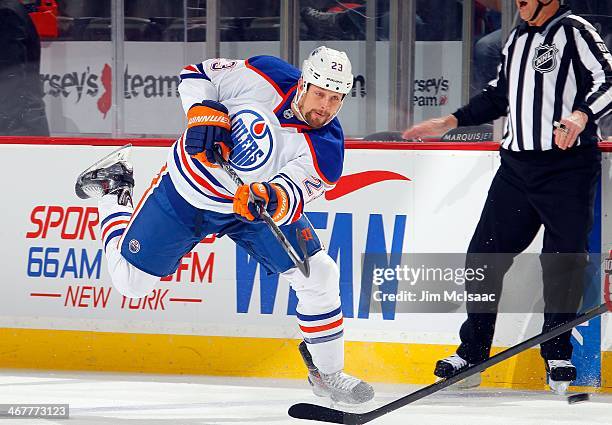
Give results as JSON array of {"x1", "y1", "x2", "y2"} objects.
[{"x1": 166, "y1": 55, "x2": 345, "y2": 226}]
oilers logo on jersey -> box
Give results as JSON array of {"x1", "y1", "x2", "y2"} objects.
[{"x1": 230, "y1": 109, "x2": 274, "y2": 172}]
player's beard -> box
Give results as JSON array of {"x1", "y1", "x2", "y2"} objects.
[{"x1": 304, "y1": 109, "x2": 330, "y2": 129}]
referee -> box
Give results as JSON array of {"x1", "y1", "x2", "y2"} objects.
[{"x1": 403, "y1": 0, "x2": 612, "y2": 394}]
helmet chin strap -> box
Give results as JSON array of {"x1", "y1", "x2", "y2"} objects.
[
  {"x1": 529, "y1": 0, "x2": 555, "y2": 23},
  {"x1": 291, "y1": 81, "x2": 308, "y2": 124}
]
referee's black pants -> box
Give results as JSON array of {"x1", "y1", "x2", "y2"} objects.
[{"x1": 456, "y1": 145, "x2": 601, "y2": 364}]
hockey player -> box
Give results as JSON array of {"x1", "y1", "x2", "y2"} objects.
[{"x1": 75, "y1": 46, "x2": 374, "y2": 405}]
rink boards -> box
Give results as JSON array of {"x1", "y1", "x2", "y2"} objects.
[{"x1": 1, "y1": 138, "x2": 612, "y2": 391}]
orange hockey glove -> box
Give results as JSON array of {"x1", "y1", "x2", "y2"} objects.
[
  {"x1": 233, "y1": 182, "x2": 289, "y2": 223},
  {"x1": 185, "y1": 100, "x2": 233, "y2": 167}
]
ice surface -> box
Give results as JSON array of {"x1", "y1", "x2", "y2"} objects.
[{"x1": 0, "y1": 370, "x2": 610, "y2": 424}]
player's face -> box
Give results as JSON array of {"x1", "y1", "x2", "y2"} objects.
[{"x1": 299, "y1": 84, "x2": 343, "y2": 128}]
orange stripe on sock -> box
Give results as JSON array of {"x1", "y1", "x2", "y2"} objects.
[{"x1": 299, "y1": 317, "x2": 343, "y2": 334}]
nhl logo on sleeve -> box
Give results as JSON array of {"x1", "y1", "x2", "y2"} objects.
[
  {"x1": 532, "y1": 43, "x2": 559, "y2": 73},
  {"x1": 128, "y1": 239, "x2": 141, "y2": 254}
]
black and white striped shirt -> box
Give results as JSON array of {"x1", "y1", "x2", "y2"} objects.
[{"x1": 454, "y1": 6, "x2": 612, "y2": 151}]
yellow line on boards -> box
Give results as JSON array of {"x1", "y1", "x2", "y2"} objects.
[{"x1": 0, "y1": 328, "x2": 610, "y2": 392}]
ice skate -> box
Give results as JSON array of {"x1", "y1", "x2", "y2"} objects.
[
  {"x1": 75, "y1": 144, "x2": 134, "y2": 206},
  {"x1": 298, "y1": 341, "x2": 374, "y2": 404},
  {"x1": 434, "y1": 353, "x2": 482, "y2": 389},
  {"x1": 546, "y1": 359, "x2": 576, "y2": 395}
]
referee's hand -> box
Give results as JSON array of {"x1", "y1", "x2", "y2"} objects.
[
  {"x1": 402, "y1": 115, "x2": 458, "y2": 140},
  {"x1": 554, "y1": 111, "x2": 588, "y2": 150}
]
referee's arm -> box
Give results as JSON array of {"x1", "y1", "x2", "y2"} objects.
[
  {"x1": 556, "y1": 22, "x2": 612, "y2": 149},
  {"x1": 452, "y1": 54, "x2": 510, "y2": 127},
  {"x1": 403, "y1": 49, "x2": 511, "y2": 139}
]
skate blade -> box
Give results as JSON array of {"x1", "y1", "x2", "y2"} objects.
[
  {"x1": 438, "y1": 373, "x2": 482, "y2": 390},
  {"x1": 75, "y1": 144, "x2": 133, "y2": 200},
  {"x1": 549, "y1": 380, "x2": 570, "y2": 395},
  {"x1": 454, "y1": 373, "x2": 482, "y2": 389},
  {"x1": 328, "y1": 388, "x2": 375, "y2": 406},
  {"x1": 311, "y1": 386, "x2": 330, "y2": 399},
  {"x1": 327, "y1": 395, "x2": 375, "y2": 412},
  {"x1": 309, "y1": 386, "x2": 374, "y2": 408},
  {"x1": 78, "y1": 144, "x2": 133, "y2": 177}
]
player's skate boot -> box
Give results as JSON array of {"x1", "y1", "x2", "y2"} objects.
[
  {"x1": 434, "y1": 353, "x2": 482, "y2": 389},
  {"x1": 75, "y1": 144, "x2": 134, "y2": 207},
  {"x1": 298, "y1": 341, "x2": 374, "y2": 404},
  {"x1": 546, "y1": 359, "x2": 576, "y2": 395}
]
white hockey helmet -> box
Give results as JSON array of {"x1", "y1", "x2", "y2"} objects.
[
  {"x1": 293, "y1": 46, "x2": 354, "y2": 126},
  {"x1": 302, "y1": 46, "x2": 354, "y2": 94}
]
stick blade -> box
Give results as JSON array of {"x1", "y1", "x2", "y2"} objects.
[{"x1": 288, "y1": 403, "x2": 363, "y2": 424}]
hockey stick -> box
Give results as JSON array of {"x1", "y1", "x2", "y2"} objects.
[
  {"x1": 212, "y1": 147, "x2": 311, "y2": 278},
  {"x1": 289, "y1": 302, "x2": 610, "y2": 424}
]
